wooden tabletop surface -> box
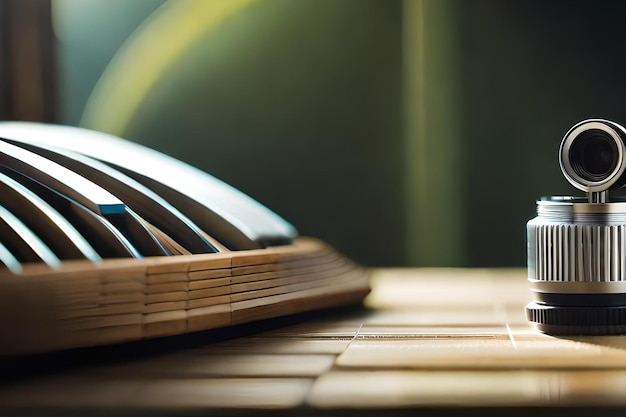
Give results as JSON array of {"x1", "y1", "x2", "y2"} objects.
[{"x1": 2, "y1": 268, "x2": 626, "y2": 416}]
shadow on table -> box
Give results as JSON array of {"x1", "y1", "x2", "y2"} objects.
[
  {"x1": 561, "y1": 335, "x2": 626, "y2": 351},
  {"x1": 0, "y1": 303, "x2": 369, "y2": 384}
]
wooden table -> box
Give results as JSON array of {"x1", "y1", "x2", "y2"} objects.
[{"x1": 2, "y1": 268, "x2": 626, "y2": 416}]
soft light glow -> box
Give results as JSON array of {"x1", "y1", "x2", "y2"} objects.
[{"x1": 81, "y1": 0, "x2": 258, "y2": 135}]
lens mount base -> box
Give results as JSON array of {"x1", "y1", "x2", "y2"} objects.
[{"x1": 526, "y1": 301, "x2": 626, "y2": 335}]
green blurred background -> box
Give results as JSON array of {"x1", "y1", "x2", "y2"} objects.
[{"x1": 50, "y1": 0, "x2": 626, "y2": 267}]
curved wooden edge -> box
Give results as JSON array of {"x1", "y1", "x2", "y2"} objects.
[{"x1": 0, "y1": 238, "x2": 370, "y2": 355}]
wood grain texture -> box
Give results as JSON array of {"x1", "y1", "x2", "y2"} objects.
[
  {"x1": 0, "y1": 237, "x2": 369, "y2": 354},
  {"x1": 4, "y1": 268, "x2": 626, "y2": 415}
]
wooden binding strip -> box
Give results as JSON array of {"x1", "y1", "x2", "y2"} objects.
[{"x1": 0, "y1": 237, "x2": 369, "y2": 355}]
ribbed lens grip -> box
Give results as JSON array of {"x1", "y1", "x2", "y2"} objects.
[
  {"x1": 527, "y1": 198, "x2": 626, "y2": 334},
  {"x1": 528, "y1": 221, "x2": 626, "y2": 283}
]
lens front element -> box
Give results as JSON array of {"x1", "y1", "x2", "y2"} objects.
[
  {"x1": 560, "y1": 120, "x2": 626, "y2": 192},
  {"x1": 570, "y1": 129, "x2": 619, "y2": 181}
]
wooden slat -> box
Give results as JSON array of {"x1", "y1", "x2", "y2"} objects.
[{"x1": 0, "y1": 237, "x2": 369, "y2": 354}]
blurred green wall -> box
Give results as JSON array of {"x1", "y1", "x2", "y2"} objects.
[
  {"x1": 53, "y1": 0, "x2": 626, "y2": 267},
  {"x1": 403, "y1": 0, "x2": 465, "y2": 266},
  {"x1": 454, "y1": 0, "x2": 626, "y2": 266}
]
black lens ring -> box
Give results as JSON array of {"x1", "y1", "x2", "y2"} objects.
[
  {"x1": 526, "y1": 302, "x2": 626, "y2": 335},
  {"x1": 534, "y1": 292, "x2": 626, "y2": 307},
  {"x1": 569, "y1": 129, "x2": 619, "y2": 182}
]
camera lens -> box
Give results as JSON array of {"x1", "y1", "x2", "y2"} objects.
[
  {"x1": 528, "y1": 119, "x2": 626, "y2": 335},
  {"x1": 570, "y1": 130, "x2": 618, "y2": 181},
  {"x1": 560, "y1": 119, "x2": 626, "y2": 192}
]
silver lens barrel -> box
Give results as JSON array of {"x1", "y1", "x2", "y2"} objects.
[{"x1": 560, "y1": 119, "x2": 626, "y2": 194}]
